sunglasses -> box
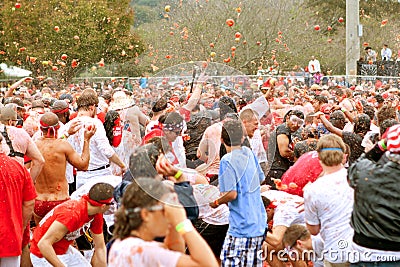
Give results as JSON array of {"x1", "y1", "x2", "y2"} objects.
[
  {"x1": 132, "y1": 204, "x2": 164, "y2": 213},
  {"x1": 289, "y1": 115, "x2": 304, "y2": 126},
  {"x1": 165, "y1": 128, "x2": 182, "y2": 135}
]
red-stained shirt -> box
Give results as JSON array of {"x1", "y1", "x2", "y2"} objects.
[
  {"x1": 178, "y1": 107, "x2": 191, "y2": 122},
  {"x1": 0, "y1": 153, "x2": 37, "y2": 257},
  {"x1": 30, "y1": 198, "x2": 103, "y2": 257},
  {"x1": 281, "y1": 151, "x2": 322, "y2": 197}
]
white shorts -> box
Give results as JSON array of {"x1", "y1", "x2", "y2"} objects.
[
  {"x1": 30, "y1": 246, "x2": 91, "y2": 267},
  {"x1": 76, "y1": 168, "x2": 113, "y2": 189},
  {"x1": 0, "y1": 256, "x2": 20, "y2": 267}
]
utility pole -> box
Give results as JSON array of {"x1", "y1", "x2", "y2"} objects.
[{"x1": 346, "y1": 0, "x2": 360, "y2": 76}]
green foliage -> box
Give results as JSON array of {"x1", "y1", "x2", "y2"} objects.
[
  {"x1": 133, "y1": 0, "x2": 400, "y2": 75},
  {"x1": 0, "y1": 0, "x2": 145, "y2": 83}
]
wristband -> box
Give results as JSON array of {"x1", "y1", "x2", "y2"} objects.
[
  {"x1": 175, "y1": 219, "x2": 194, "y2": 235},
  {"x1": 174, "y1": 170, "x2": 183, "y2": 180},
  {"x1": 213, "y1": 199, "x2": 219, "y2": 207},
  {"x1": 60, "y1": 134, "x2": 68, "y2": 139},
  {"x1": 378, "y1": 140, "x2": 387, "y2": 151},
  {"x1": 341, "y1": 107, "x2": 347, "y2": 113}
]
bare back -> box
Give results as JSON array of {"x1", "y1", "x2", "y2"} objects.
[{"x1": 35, "y1": 138, "x2": 71, "y2": 201}]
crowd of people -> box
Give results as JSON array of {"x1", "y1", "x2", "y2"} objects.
[{"x1": 0, "y1": 72, "x2": 399, "y2": 267}]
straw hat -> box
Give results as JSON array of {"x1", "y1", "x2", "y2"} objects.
[{"x1": 108, "y1": 91, "x2": 135, "y2": 111}]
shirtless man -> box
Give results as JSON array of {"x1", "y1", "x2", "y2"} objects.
[{"x1": 33, "y1": 112, "x2": 96, "y2": 224}]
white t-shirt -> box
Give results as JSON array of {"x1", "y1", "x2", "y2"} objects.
[
  {"x1": 261, "y1": 190, "x2": 304, "y2": 228},
  {"x1": 304, "y1": 168, "x2": 354, "y2": 263},
  {"x1": 261, "y1": 190, "x2": 304, "y2": 205},
  {"x1": 249, "y1": 129, "x2": 267, "y2": 164},
  {"x1": 192, "y1": 184, "x2": 229, "y2": 225},
  {"x1": 171, "y1": 136, "x2": 186, "y2": 168},
  {"x1": 273, "y1": 201, "x2": 304, "y2": 228},
  {"x1": 308, "y1": 59, "x2": 321, "y2": 73},
  {"x1": 108, "y1": 237, "x2": 181, "y2": 267}
]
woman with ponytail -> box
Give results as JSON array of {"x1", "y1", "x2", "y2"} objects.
[{"x1": 109, "y1": 178, "x2": 217, "y2": 267}]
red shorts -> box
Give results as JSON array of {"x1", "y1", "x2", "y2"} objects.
[{"x1": 34, "y1": 199, "x2": 69, "y2": 219}]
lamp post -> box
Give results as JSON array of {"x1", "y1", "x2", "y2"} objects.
[{"x1": 346, "y1": 0, "x2": 360, "y2": 77}]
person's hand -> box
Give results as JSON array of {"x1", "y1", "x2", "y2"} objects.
[
  {"x1": 83, "y1": 124, "x2": 96, "y2": 140},
  {"x1": 196, "y1": 71, "x2": 209, "y2": 85},
  {"x1": 260, "y1": 184, "x2": 271, "y2": 193},
  {"x1": 120, "y1": 165, "x2": 127, "y2": 175},
  {"x1": 156, "y1": 154, "x2": 179, "y2": 178},
  {"x1": 264, "y1": 87, "x2": 275, "y2": 100},
  {"x1": 364, "y1": 138, "x2": 374, "y2": 153},
  {"x1": 163, "y1": 194, "x2": 187, "y2": 227},
  {"x1": 209, "y1": 201, "x2": 219, "y2": 209},
  {"x1": 314, "y1": 111, "x2": 324, "y2": 119},
  {"x1": 67, "y1": 120, "x2": 82, "y2": 136}
]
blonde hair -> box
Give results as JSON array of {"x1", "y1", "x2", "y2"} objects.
[{"x1": 317, "y1": 134, "x2": 346, "y2": 166}]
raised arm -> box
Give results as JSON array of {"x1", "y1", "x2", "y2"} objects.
[
  {"x1": 5, "y1": 77, "x2": 32, "y2": 97},
  {"x1": 316, "y1": 112, "x2": 343, "y2": 137},
  {"x1": 183, "y1": 83, "x2": 203, "y2": 112},
  {"x1": 164, "y1": 197, "x2": 218, "y2": 267},
  {"x1": 65, "y1": 125, "x2": 96, "y2": 170}
]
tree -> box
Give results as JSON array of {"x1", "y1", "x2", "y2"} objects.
[
  {"x1": 0, "y1": 0, "x2": 145, "y2": 84},
  {"x1": 134, "y1": 0, "x2": 344, "y2": 75},
  {"x1": 134, "y1": 0, "x2": 400, "y2": 76}
]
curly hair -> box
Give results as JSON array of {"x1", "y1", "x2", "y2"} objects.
[
  {"x1": 113, "y1": 178, "x2": 170, "y2": 240},
  {"x1": 76, "y1": 89, "x2": 99, "y2": 111},
  {"x1": 104, "y1": 110, "x2": 120, "y2": 145},
  {"x1": 377, "y1": 105, "x2": 396, "y2": 127}
]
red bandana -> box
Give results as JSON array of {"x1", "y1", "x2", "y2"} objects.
[
  {"x1": 40, "y1": 120, "x2": 60, "y2": 137},
  {"x1": 52, "y1": 107, "x2": 69, "y2": 114},
  {"x1": 82, "y1": 194, "x2": 113, "y2": 206}
]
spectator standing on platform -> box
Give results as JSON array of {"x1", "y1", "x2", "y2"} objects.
[
  {"x1": 381, "y1": 44, "x2": 392, "y2": 61},
  {"x1": 308, "y1": 56, "x2": 321, "y2": 75},
  {"x1": 365, "y1": 47, "x2": 377, "y2": 62}
]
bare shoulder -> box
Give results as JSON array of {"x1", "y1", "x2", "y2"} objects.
[{"x1": 36, "y1": 138, "x2": 71, "y2": 151}]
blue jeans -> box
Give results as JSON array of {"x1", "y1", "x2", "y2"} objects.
[{"x1": 351, "y1": 261, "x2": 400, "y2": 267}]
